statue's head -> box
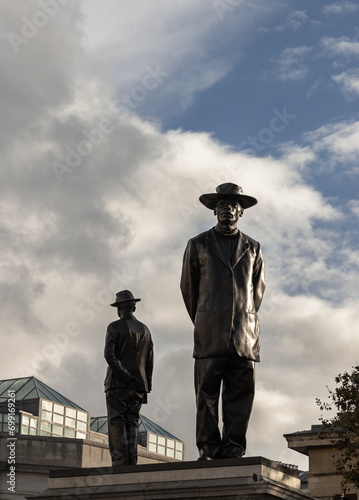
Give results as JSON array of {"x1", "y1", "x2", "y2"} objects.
[
  {"x1": 110, "y1": 290, "x2": 140, "y2": 318},
  {"x1": 199, "y1": 183, "x2": 257, "y2": 210}
]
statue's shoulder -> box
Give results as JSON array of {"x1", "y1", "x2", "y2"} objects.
[
  {"x1": 107, "y1": 318, "x2": 121, "y2": 328},
  {"x1": 187, "y1": 228, "x2": 211, "y2": 245},
  {"x1": 241, "y1": 231, "x2": 261, "y2": 252}
]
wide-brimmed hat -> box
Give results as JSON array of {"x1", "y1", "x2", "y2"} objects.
[
  {"x1": 110, "y1": 290, "x2": 141, "y2": 307},
  {"x1": 199, "y1": 183, "x2": 258, "y2": 210}
]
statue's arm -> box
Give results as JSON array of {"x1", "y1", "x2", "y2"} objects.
[
  {"x1": 180, "y1": 239, "x2": 199, "y2": 324},
  {"x1": 104, "y1": 326, "x2": 132, "y2": 378},
  {"x1": 253, "y1": 244, "x2": 266, "y2": 312},
  {"x1": 146, "y1": 337, "x2": 154, "y2": 392}
]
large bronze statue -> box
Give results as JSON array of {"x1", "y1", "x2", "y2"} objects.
[
  {"x1": 104, "y1": 290, "x2": 154, "y2": 465},
  {"x1": 180, "y1": 183, "x2": 265, "y2": 460}
]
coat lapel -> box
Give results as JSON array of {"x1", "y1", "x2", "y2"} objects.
[
  {"x1": 206, "y1": 228, "x2": 229, "y2": 267},
  {"x1": 232, "y1": 231, "x2": 250, "y2": 268},
  {"x1": 206, "y1": 227, "x2": 250, "y2": 269}
]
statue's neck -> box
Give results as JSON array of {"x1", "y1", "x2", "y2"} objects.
[{"x1": 215, "y1": 223, "x2": 238, "y2": 236}]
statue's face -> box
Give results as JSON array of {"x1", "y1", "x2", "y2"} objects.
[{"x1": 215, "y1": 199, "x2": 243, "y2": 225}]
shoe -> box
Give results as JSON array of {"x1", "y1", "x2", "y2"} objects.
[
  {"x1": 221, "y1": 445, "x2": 245, "y2": 459},
  {"x1": 197, "y1": 455, "x2": 214, "y2": 461}
]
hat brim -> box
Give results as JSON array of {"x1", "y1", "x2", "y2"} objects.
[
  {"x1": 111, "y1": 298, "x2": 141, "y2": 307},
  {"x1": 199, "y1": 193, "x2": 258, "y2": 210}
]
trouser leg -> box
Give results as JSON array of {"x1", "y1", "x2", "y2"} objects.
[
  {"x1": 126, "y1": 395, "x2": 143, "y2": 465},
  {"x1": 195, "y1": 356, "x2": 226, "y2": 458},
  {"x1": 106, "y1": 390, "x2": 128, "y2": 465},
  {"x1": 221, "y1": 355, "x2": 255, "y2": 458}
]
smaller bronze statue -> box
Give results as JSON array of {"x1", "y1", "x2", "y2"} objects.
[{"x1": 104, "y1": 290, "x2": 154, "y2": 465}]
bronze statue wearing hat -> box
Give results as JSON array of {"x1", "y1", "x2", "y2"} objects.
[
  {"x1": 104, "y1": 290, "x2": 154, "y2": 465},
  {"x1": 180, "y1": 183, "x2": 265, "y2": 460}
]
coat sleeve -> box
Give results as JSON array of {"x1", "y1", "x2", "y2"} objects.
[
  {"x1": 180, "y1": 239, "x2": 199, "y2": 324},
  {"x1": 253, "y1": 243, "x2": 266, "y2": 312},
  {"x1": 104, "y1": 325, "x2": 132, "y2": 378},
  {"x1": 146, "y1": 337, "x2": 154, "y2": 392}
]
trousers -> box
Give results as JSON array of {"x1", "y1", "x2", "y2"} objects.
[
  {"x1": 195, "y1": 346, "x2": 255, "y2": 459},
  {"x1": 106, "y1": 387, "x2": 144, "y2": 465}
]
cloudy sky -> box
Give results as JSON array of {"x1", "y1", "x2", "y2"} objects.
[{"x1": 1, "y1": 0, "x2": 359, "y2": 469}]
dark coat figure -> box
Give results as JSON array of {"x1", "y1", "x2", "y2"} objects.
[
  {"x1": 180, "y1": 183, "x2": 265, "y2": 460},
  {"x1": 104, "y1": 290, "x2": 154, "y2": 465}
]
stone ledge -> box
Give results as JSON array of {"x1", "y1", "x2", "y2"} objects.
[
  {"x1": 28, "y1": 479, "x2": 313, "y2": 500},
  {"x1": 27, "y1": 457, "x2": 315, "y2": 500},
  {"x1": 49, "y1": 456, "x2": 298, "y2": 478}
]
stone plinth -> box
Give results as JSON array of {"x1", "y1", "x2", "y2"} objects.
[{"x1": 28, "y1": 457, "x2": 315, "y2": 500}]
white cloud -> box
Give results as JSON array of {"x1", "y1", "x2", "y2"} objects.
[
  {"x1": 274, "y1": 9, "x2": 311, "y2": 32},
  {"x1": 332, "y1": 69, "x2": 359, "y2": 99},
  {"x1": 79, "y1": 0, "x2": 278, "y2": 116},
  {"x1": 273, "y1": 46, "x2": 312, "y2": 81},
  {"x1": 303, "y1": 120, "x2": 359, "y2": 168},
  {"x1": 287, "y1": 10, "x2": 309, "y2": 29},
  {"x1": 348, "y1": 200, "x2": 359, "y2": 219},
  {"x1": 321, "y1": 36, "x2": 359, "y2": 65},
  {"x1": 322, "y1": 1, "x2": 359, "y2": 16}
]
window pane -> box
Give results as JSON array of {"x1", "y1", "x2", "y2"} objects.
[
  {"x1": 22, "y1": 416, "x2": 30, "y2": 426},
  {"x1": 40, "y1": 430, "x2": 51, "y2": 436},
  {"x1": 64, "y1": 428, "x2": 75, "y2": 438},
  {"x1": 76, "y1": 421, "x2": 87, "y2": 432},
  {"x1": 53, "y1": 404, "x2": 64, "y2": 415},
  {"x1": 167, "y1": 448, "x2": 175, "y2": 458},
  {"x1": 157, "y1": 445, "x2": 165, "y2": 455},
  {"x1": 76, "y1": 431, "x2": 86, "y2": 439},
  {"x1": 41, "y1": 410, "x2": 52, "y2": 421},
  {"x1": 167, "y1": 439, "x2": 175, "y2": 449},
  {"x1": 41, "y1": 422, "x2": 51, "y2": 432},
  {"x1": 158, "y1": 436, "x2": 165, "y2": 446},
  {"x1": 29, "y1": 427, "x2": 37, "y2": 435},
  {"x1": 52, "y1": 424, "x2": 63, "y2": 436},
  {"x1": 77, "y1": 411, "x2": 87, "y2": 422},
  {"x1": 42, "y1": 400, "x2": 53, "y2": 411},
  {"x1": 175, "y1": 451, "x2": 183, "y2": 460},
  {"x1": 148, "y1": 443, "x2": 156, "y2": 453},
  {"x1": 30, "y1": 418, "x2": 38, "y2": 429},
  {"x1": 175, "y1": 442, "x2": 183, "y2": 451},
  {"x1": 65, "y1": 417, "x2": 76, "y2": 428},
  {"x1": 148, "y1": 433, "x2": 157, "y2": 444},
  {"x1": 21, "y1": 425, "x2": 29, "y2": 434},
  {"x1": 65, "y1": 408, "x2": 76, "y2": 419},
  {"x1": 53, "y1": 414, "x2": 63, "y2": 425}
]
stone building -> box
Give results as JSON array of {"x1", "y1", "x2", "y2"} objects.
[{"x1": 285, "y1": 425, "x2": 358, "y2": 500}]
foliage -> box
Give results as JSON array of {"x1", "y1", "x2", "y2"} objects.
[{"x1": 316, "y1": 366, "x2": 359, "y2": 490}]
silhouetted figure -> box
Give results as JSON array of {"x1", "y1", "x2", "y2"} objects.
[{"x1": 104, "y1": 290, "x2": 153, "y2": 465}]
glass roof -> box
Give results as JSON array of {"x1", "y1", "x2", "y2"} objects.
[
  {"x1": 90, "y1": 414, "x2": 181, "y2": 441},
  {"x1": 90, "y1": 416, "x2": 108, "y2": 434},
  {"x1": 0, "y1": 377, "x2": 86, "y2": 411},
  {"x1": 140, "y1": 414, "x2": 180, "y2": 440}
]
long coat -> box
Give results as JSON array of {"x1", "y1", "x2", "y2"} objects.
[
  {"x1": 180, "y1": 227, "x2": 265, "y2": 361},
  {"x1": 104, "y1": 312, "x2": 154, "y2": 393}
]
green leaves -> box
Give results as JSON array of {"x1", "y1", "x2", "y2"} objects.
[{"x1": 317, "y1": 366, "x2": 359, "y2": 489}]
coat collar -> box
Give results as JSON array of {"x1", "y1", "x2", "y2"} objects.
[{"x1": 206, "y1": 227, "x2": 250, "y2": 269}]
